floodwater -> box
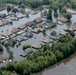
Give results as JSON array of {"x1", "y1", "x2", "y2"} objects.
[{"x1": 0, "y1": 8, "x2": 76, "y2": 75}]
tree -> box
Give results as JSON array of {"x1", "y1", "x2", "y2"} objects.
[
  {"x1": 39, "y1": 5, "x2": 43, "y2": 16},
  {"x1": 54, "y1": 12, "x2": 58, "y2": 18},
  {"x1": 64, "y1": 12, "x2": 72, "y2": 21},
  {"x1": 12, "y1": 8, "x2": 18, "y2": 14},
  {"x1": 53, "y1": 6, "x2": 58, "y2": 12},
  {"x1": 7, "y1": 6, "x2": 11, "y2": 13},
  {"x1": 6, "y1": 62, "x2": 15, "y2": 71},
  {"x1": 42, "y1": 0, "x2": 50, "y2": 5},
  {"x1": 47, "y1": 9, "x2": 52, "y2": 20},
  {"x1": 55, "y1": 50, "x2": 64, "y2": 61},
  {"x1": 43, "y1": 44, "x2": 50, "y2": 51},
  {"x1": 61, "y1": 6, "x2": 66, "y2": 13},
  {"x1": 42, "y1": 28, "x2": 46, "y2": 34},
  {"x1": 19, "y1": 3, "x2": 25, "y2": 8},
  {"x1": 23, "y1": 69, "x2": 31, "y2": 75},
  {"x1": 23, "y1": 43, "x2": 31, "y2": 50}
]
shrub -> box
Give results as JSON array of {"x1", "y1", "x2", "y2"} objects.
[
  {"x1": 50, "y1": 31, "x2": 57, "y2": 36},
  {"x1": 42, "y1": 28, "x2": 46, "y2": 34},
  {"x1": 23, "y1": 43, "x2": 31, "y2": 50}
]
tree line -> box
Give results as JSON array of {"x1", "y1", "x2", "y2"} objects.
[{"x1": 3, "y1": 0, "x2": 76, "y2": 8}]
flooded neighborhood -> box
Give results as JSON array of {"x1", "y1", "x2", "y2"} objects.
[{"x1": 0, "y1": 0, "x2": 76, "y2": 75}]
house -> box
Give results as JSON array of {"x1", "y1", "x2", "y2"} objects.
[
  {"x1": 58, "y1": 18, "x2": 67, "y2": 23},
  {"x1": 18, "y1": 24, "x2": 26, "y2": 30},
  {"x1": 59, "y1": 30, "x2": 68, "y2": 35},
  {"x1": 26, "y1": 21, "x2": 35, "y2": 26},
  {"x1": 32, "y1": 28, "x2": 43, "y2": 33},
  {"x1": 25, "y1": 32, "x2": 33, "y2": 38},
  {"x1": 11, "y1": 27, "x2": 20, "y2": 33},
  {"x1": 67, "y1": 8, "x2": 76, "y2": 14},
  {"x1": 34, "y1": 17, "x2": 43, "y2": 23},
  {"x1": 7, "y1": 39, "x2": 16, "y2": 47},
  {"x1": 1, "y1": 30, "x2": 12, "y2": 37},
  {"x1": 0, "y1": 13, "x2": 6, "y2": 18},
  {"x1": 16, "y1": 13, "x2": 25, "y2": 19},
  {"x1": 45, "y1": 23, "x2": 56, "y2": 28},
  {"x1": 42, "y1": 38, "x2": 53, "y2": 44},
  {"x1": 2, "y1": 19, "x2": 9, "y2": 25},
  {"x1": 32, "y1": 41, "x2": 45, "y2": 49},
  {"x1": 69, "y1": 27, "x2": 73, "y2": 31},
  {"x1": 63, "y1": 28, "x2": 69, "y2": 31},
  {"x1": 15, "y1": 36, "x2": 24, "y2": 42},
  {"x1": 20, "y1": 48, "x2": 33, "y2": 57},
  {"x1": 46, "y1": 33, "x2": 57, "y2": 40},
  {"x1": 10, "y1": 17, "x2": 18, "y2": 21}
]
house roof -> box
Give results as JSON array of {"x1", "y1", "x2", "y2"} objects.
[
  {"x1": 59, "y1": 30, "x2": 68, "y2": 35},
  {"x1": 67, "y1": 8, "x2": 76, "y2": 14},
  {"x1": 1, "y1": 30, "x2": 12, "y2": 37},
  {"x1": 20, "y1": 48, "x2": 33, "y2": 57},
  {"x1": 17, "y1": 13, "x2": 25, "y2": 18},
  {"x1": 32, "y1": 41, "x2": 45, "y2": 49},
  {"x1": 25, "y1": 32, "x2": 33, "y2": 38},
  {"x1": 18, "y1": 24, "x2": 26, "y2": 29},
  {"x1": 32, "y1": 28, "x2": 43, "y2": 33},
  {"x1": 26, "y1": 21, "x2": 35, "y2": 26},
  {"x1": 11, "y1": 27, "x2": 19, "y2": 33},
  {"x1": 45, "y1": 23, "x2": 54, "y2": 28},
  {"x1": 34, "y1": 17, "x2": 43, "y2": 23},
  {"x1": 2, "y1": 19, "x2": 9, "y2": 25},
  {"x1": 8, "y1": 39, "x2": 16, "y2": 47},
  {"x1": 42, "y1": 38, "x2": 53, "y2": 44}
]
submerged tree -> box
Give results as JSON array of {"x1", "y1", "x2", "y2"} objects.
[
  {"x1": 64, "y1": 12, "x2": 72, "y2": 21},
  {"x1": 47, "y1": 9, "x2": 52, "y2": 20}
]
